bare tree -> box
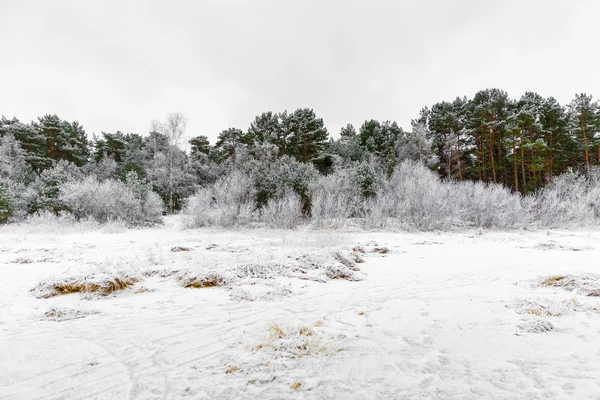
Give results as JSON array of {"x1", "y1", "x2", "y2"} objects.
[{"x1": 152, "y1": 113, "x2": 188, "y2": 213}]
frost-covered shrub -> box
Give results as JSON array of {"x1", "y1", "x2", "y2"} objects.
[
  {"x1": 23, "y1": 160, "x2": 82, "y2": 214},
  {"x1": 533, "y1": 169, "x2": 600, "y2": 227},
  {"x1": 58, "y1": 175, "x2": 163, "y2": 223},
  {"x1": 310, "y1": 170, "x2": 361, "y2": 228},
  {"x1": 457, "y1": 181, "x2": 529, "y2": 229},
  {"x1": 357, "y1": 161, "x2": 528, "y2": 230},
  {"x1": 183, "y1": 170, "x2": 256, "y2": 228},
  {"x1": 384, "y1": 161, "x2": 457, "y2": 229},
  {"x1": 124, "y1": 171, "x2": 164, "y2": 222},
  {"x1": 0, "y1": 181, "x2": 11, "y2": 223},
  {"x1": 246, "y1": 155, "x2": 318, "y2": 213},
  {"x1": 260, "y1": 190, "x2": 303, "y2": 229}
]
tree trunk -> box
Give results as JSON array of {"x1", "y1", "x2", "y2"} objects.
[
  {"x1": 489, "y1": 127, "x2": 497, "y2": 183},
  {"x1": 456, "y1": 130, "x2": 462, "y2": 181},
  {"x1": 520, "y1": 127, "x2": 526, "y2": 193},
  {"x1": 582, "y1": 115, "x2": 590, "y2": 170},
  {"x1": 513, "y1": 141, "x2": 518, "y2": 191},
  {"x1": 475, "y1": 131, "x2": 482, "y2": 181},
  {"x1": 547, "y1": 134, "x2": 553, "y2": 184},
  {"x1": 446, "y1": 133, "x2": 451, "y2": 179}
]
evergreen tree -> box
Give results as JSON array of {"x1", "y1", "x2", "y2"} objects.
[
  {"x1": 247, "y1": 112, "x2": 282, "y2": 147},
  {"x1": 33, "y1": 115, "x2": 89, "y2": 167},
  {"x1": 189, "y1": 135, "x2": 211, "y2": 158},
  {"x1": 215, "y1": 128, "x2": 246, "y2": 161},
  {"x1": 0, "y1": 116, "x2": 50, "y2": 171},
  {"x1": 468, "y1": 89, "x2": 510, "y2": 183},
  {"x1": 61, "y1": 121, "x2": 90, "y2": 166},
  {"x1": 285, "y1": 108, "x2": 329, "y2": 163},
  {"x1": 568, "y1": 93, "x2": 599, "y2": 171}
]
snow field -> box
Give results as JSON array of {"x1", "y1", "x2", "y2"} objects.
[{"x1": 1, "y1": 217, "x2": 600, "y2": 399}]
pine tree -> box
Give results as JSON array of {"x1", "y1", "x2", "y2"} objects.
[
  {"x1": 61, "y1": 121, "x2": 90, "y2": 166},
  {"x1": 0, "y1": 117, "x2": 50, "y2": 171},
  {"x1": 568, "y1": 93, "x2": 599, "y2": 171},
  {"x1": 469, "y1": 89, "x2": 510, "y2": 183},
  {"x1": 285, "y1": 108, "x2": 329, "y2": 163},
  {"x1": 34, "y1": 115, "x2": 89, "y2": 167},
  {"x1": 215, "y1": 128, "x2": 246, "y2": 161},
  {"x1": 247, "y1": 112, "x2": 282, "y2": 147},
  {"x1": 334, "y1": 123, "x2": 364, "y2": 162},
  {"x1": 189, "y1": 135, "x2": 211, "y2": 158}
]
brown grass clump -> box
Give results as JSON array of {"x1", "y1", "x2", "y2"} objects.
[
  {"x1": 334, "y1": 252, "x2": 359, "y2": 271},
  {"x1": 541, "y1": 275, "x2": 566, "y2": 287},
  {"x1": 42, "y1": 306, "x2": 100, "y2": 321},
  {"x1": 170, "y1": 246, "x2": 192, "y2": 252},
  {"x1": 539, "y1": 274, "x2": 600, "y2": 297},
  {"x1": 259, "y1": 324, "x2": 335, "y2": 358},
  {"x1": 298, "y1": 327, "x2": 313, "y2": 336},
  {"x1": 373, "y1": 247, "x2": 390, "y2": 254},
  {"x1": 182, "y1": 272, "x2": 226, "y2": 288},
  {"x1": 291, "y1": 381, "x2": 302, "y2": 390},
  {"x1": 268, "y1": 323, "x2": 286, "y2": 339},
  {"x1": 225, "y1": 365, "x2": 240, "y2": 374},
  {"x1": 352, "y1": 246, "x2": 365, "y2": 254},
  {"x1": 325, "y1": 264, "x2": 360, "y2": 281},
  {"x1": 34, "y1": 276, "x2": 139, "y2": 298},
  {"x1": 524, "y1": 308, "x2": 542, "y2": 316}
]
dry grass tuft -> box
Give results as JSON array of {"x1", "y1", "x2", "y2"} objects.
[
  {"x1": 182, "y1": 272, "x2": 226, "y2": 288},
  {"x1": 326, "y1": 264, "x2": 360, "y2": 281},
  {"x1": 291, "y1": 381, "x2": 302, "y2": 390},
  {"x1": 225, "y1": 365, "x2": 240, "y2": 374},
  {"x1": 510, "y1": 298, "x2": 599, "y2": 317},
  {"x1": 171, "y1": 246, "x2": 192, "y2": 252},
  {"x1": 541, "y1": 275, "x2": 566, "y2": 287},
  {"x1": 34, "y1": 276, "x2": 139, "y2": 298},
  {"x1": 12, "y1": 257, "x2": 33, "y2": 264},
  {"x1": 268, "y1": 323, "x2": 286, "y2": 339},
  {"x1": 41, "y1": 306, "x2": 100, "y2": 321},
  {"x1": 334, "y1": 252, "x2": 359, "y2": 271},
  {"x1": 539, "y1": 274, "x2": 600, "y2": 297},
  {"x1": 313, "y1": 321, "x2": 324, "y2": 327},
  {"x1": 298, "y1": 327, "x2": 313, "y2": 336},
  {"x1": 524, "y1": 308, "x2": 542, "y2": 316},
  {"x1": 257, "y1": 323, "x2": 337, "y2": 359},
  {"x1": 373, "y1": 247, "x2": 390, "y2": 254}
]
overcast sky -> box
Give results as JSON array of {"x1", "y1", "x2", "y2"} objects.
[{"x1": 1, "y1": 0, "x2": 598, "y2": 144}]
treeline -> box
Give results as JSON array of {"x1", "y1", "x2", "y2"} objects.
[{"x1": 1, "y1": 89, "x2": 599, "y2": 226}]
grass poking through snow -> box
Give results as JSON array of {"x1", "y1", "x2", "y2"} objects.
[
  {"x1": 32, "y1": 274, "x2": 139, "y2": 298},
  {"x1": 540, "y1": 274, "x2": 600, "y2": 297}
]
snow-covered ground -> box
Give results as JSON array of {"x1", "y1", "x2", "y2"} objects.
[{"x1": 1, "y1": 217, "x2": 600, "y2": 399}]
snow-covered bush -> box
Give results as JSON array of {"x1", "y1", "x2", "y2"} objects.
[
  {"x1": 457, "y1": 180, "x2": 529, "y2": 229},
  {"x1": 22, "y1": 160, "x2": 82, "y2": 215},
  {"x1": 357, "y1": 161, "x2": 529, "y2": 230},
  {"x1": 385, "y1": 161, "x2": 458, "y2": 229},
  {"x1": 309, "y1": 170, "x2": 361, "y2": 228},
  {"x1": 246, "y1": 155, "x2": 318, "y2": 212},
  {"x1": 533, "y1": 169, "x2": 600, "y2": 228},
  {"x1": 0, "y1": 180, "x2": 11, "y2": 223},
  {"x1": 183, "y1": 170, "x2": 256, "y2": 228},
  {"x1": 58, "y1": 175, "x2": 163, "y2": 223},
  {"x1": 260, "y1": 190, "x2": 303, "y2": 229}
]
